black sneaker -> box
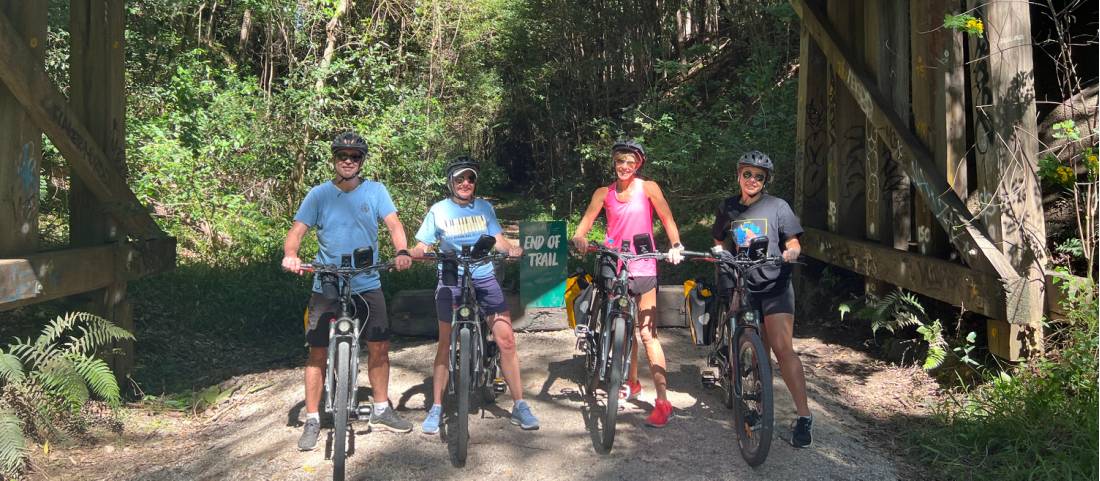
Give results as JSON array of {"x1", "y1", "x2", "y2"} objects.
[
  {"x1": 369, "y1": 407, "x2": 413, "y2": 433},
  {"x1": 298, "y1": 418, "x2": 321, "y2": 451},
  {"x1": 791, "y1": 415, "x2": 813, "y2": 448}
]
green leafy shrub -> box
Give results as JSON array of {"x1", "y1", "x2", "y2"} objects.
[
  {"x1": 913, "y1": 282, "x2": 1098, "y2": 481},
  {"x1": 0, "y1": 312, "x2": 133, "y2": 478}
]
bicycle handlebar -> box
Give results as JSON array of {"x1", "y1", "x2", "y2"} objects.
[{"x1": 299, "y1": 262, "x2": 394, "y2": 274}]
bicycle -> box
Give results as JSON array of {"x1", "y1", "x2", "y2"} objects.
[
  {"x1": 572, "y1": 234, "x2": 696, "y2": 452},
  {"x1": 300, "y1": 247, "x2": 391, "y2": 481},
  {"x1": 695, "y1": 235, "x2": 782, "y2": 466},
  {"x1": 418, "y1": 234, "x2": 512, "y2": 466}
]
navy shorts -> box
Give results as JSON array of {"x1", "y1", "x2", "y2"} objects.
[
  {"x1": 435, "y1": 275, "x2": 509, "y2": 323},
  {"x1": 305, "y1": 289, "x2": 390, "y2": 347}
]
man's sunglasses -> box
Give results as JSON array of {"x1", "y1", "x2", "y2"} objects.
[
  {"x1": 741, "y1": 171, "x2": 767, "y2": 183},
  {"x1": 335, "y1": 152, "x2": 364, "y2": 162},
  {"x1": 453, "y1": 174, "x2": 477, "y2": 185}
]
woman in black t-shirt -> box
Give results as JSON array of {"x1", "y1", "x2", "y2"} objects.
[{"x1": 711, "y1": 151, "x2": 814, "y2": 448}]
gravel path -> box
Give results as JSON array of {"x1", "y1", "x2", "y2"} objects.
[{"x1": 36, "y1": 328, "x2": 925, "y2": 481}]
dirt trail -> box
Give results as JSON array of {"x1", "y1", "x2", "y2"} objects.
[{"x1": 33, "y1": 328, "x2": 934, "y2": 481}]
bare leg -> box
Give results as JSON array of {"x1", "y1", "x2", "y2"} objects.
[
  {"x1": 366, "y1": 341, "x2": 391, "y2": 404},
  {"x1": 763, "y1": 313, "x2": 810, "y2": 416},
  {"x1": 431, "y1": 321, "x2": 452, "y2": 405},
  {"x1": 490, "y1": 313, "x2": 524, "y2": 401},
  {"x1": 635, "y1": 289, "x2": 668, "y2": 400},
  {"x1": 305, "y1": 346, "x2": 327, "y2": 413}
]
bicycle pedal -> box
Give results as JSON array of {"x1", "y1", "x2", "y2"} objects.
[
  {"x1": 701, "y1": 372, "x2": 719, "y2": 387},
  {"x1": 573, "y1": 325, "x2": 590, "y2": 337},
  {"x1": 354, "y1": 404, "x2": 373, "y2": 419},
  {"x1": 493, "y1": 378, "x2": 507, "y2": 393}
]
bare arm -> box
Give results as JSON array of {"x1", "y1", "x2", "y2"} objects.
[
  {"x1": 783, "y1": 236, "x2": 802, "y2": 262},
  {"x1": 407, "y1": 241, "x2": 434, "y2": 258},
  {"x1": 383, "y1": 212, "x2": 412, "y2": 270},
  {"x1": 281, "y1": 221, "x2": 310, "y2": 273},
  {"x1": 571, "y1": 187, "x2": 608, "y2": 250},
  {"x1": 494, "y1": 232, "x2": 523, "y2": 257},
  {"x1": 643, "y1": 181, "x2": 682, "y2": 247}
]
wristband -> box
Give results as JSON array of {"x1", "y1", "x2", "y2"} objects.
[
  {"x1": 671, "y1": 242, "x2": 684, "y2": 249},
  {"x1": 396, "y1": 249, "x2": 410, "y2": 257}
]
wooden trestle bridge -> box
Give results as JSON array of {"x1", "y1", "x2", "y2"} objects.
[{"x1": 0, "y1": 0, "x2": 1069, "y2": 371}]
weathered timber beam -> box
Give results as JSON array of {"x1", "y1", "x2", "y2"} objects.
[
  {"x1": 0, "y1": 10, "x2": 163, "y2": 240},
  {"x1": 802, "y1": 227, "x2": 1006, "y2": 320},
  {"x1": 0, "y1": 237, "x2": 175, "y2": 311},
  {"x1": 789, "y1": 0, "x2": 1017, "y2": 283}
]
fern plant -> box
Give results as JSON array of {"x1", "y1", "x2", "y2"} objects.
[
  {"x1": 859, "y1": 289, "x2": 929, "y2": 337},
  {"x1": 852, "y1": 288, "x2": 948, "y2": 370},
  {"x1": 0, "y1": 312, "x2": 134, "y2": 478}
]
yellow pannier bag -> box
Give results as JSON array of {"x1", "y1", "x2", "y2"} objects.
[
  {"x1": 565, "y1": 271, "x2": 594, "y2": 328},
  {"x1": 683, "y1": 279, "x2": 714, "y2": 345}
]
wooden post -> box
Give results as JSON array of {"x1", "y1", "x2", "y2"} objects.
[
  {"x1": 825, "y1": 0, "x2": 866, "y2": 239},
  {"x1": 0, "y1": 3, "x2": 45, "y2": 257},
  {"x1": 793, "y1": 0, "x2": 829, "y2": 307},
  {"x1": 69, "y1": 0, "x2": 134, "y2": 377},
  {"x1": 967, "y1": 0, "x2": 1048, "y2": 359},
  {"x1": 795, "y1": 0, "x2": 828, "y2": 229},
  {"x1": 863, "y1": 0, "x2": 912, "y2": 295},
  {"x1": 910, "y1": 0, "x2": 956, "y2": 258}
]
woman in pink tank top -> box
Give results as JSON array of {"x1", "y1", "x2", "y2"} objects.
[{"x1": 571, "y1": 140, "x2": 686, "y2": 427}]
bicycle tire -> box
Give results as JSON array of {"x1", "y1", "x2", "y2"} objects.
[
  {"x1": 601, "y1": 316, "x2": 627, "y2": 451},
  {"x1": 583, "y1": 299, "x2": 605, "y2": 397},
  {"x1": 332, "y1": 341, "x2": 351, "y2": 480},
  {"x1": 455, "y1": 326, "x2": 473, "y2": 465},
  {"x1": 732, "y1": 328, "x2": 773, "y2": 467}
]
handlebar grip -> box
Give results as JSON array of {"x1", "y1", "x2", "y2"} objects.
[{"x1": 681, "y1": 250, "x2": 711, "y2": 258}]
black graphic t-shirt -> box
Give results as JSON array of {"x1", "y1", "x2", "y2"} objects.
[{"x1": 711, "y1": 194, "x2": 804, "y2": 294}]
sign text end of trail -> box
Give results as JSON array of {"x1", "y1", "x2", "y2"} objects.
[{"x1": 519, "y1": 221, "x2": 567, "y2": 309}]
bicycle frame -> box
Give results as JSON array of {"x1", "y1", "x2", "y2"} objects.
[
  {"x1": 440, "y1": 250, "x2": 508, "y2": 396},
  {"x1": 324, "y1": 279, "x2": 364, "y2": 416}
]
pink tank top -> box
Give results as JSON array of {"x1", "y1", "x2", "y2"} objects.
[{"x1": 603, "y1": 178, "x2": 657, "y2": 277}]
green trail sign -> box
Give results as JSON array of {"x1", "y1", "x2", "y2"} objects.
[{"x1": 519, "y1": 221, "x2": 567, "y2": 308}]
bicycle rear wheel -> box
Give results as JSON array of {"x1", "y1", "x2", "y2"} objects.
[
  {"x1": 732, "y1": 328, "x2": 773, "y2": 466},
  {"x1": 332, "y1": 341, "x2": 351, "y2": 480},
  {"x1": 600, "y1": 316, "x2": 627, "y2": 452},
  {"x1": 455, "y1": 326, "x2": 473, "y2": 465}
]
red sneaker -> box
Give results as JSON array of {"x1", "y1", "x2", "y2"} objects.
[
  {"x1": 619, "y1": 380, "x2": 642, "y2": 401},
  {"x1": 646, "y1": 399, "x2": 673, "y2": 427}
]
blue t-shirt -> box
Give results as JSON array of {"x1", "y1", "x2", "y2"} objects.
[
  {"x1": 415, "y1": 198, "x2": 503, "y2": 279},
  {"x1": 294, "y1": 180, "x2": 397, "y2": 292}
]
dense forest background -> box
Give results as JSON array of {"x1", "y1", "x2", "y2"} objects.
[{"x1": 36, "y1": 0, "x2": 799, "y2": 264}]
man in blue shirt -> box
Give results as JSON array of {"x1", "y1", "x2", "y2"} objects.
[
  {"x1": 282, "y1": 132, "x2": 415, "y2": 450},
  {"x1": 408, "y1": 156, "x2": 540, "y2": 434}
]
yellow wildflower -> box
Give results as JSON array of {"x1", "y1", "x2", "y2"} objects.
[{"x1": 1056, "y1": 165, "x2": 1074, "y2": 186}]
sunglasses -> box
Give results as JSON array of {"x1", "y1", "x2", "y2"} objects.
[
  {"x1": 741, "y1": 171, "x2": 767, "y2": 183},
  {"x1": 335, "y1": 152, "x2": 364, "y2": 163},
  {"x1": 453, "y1": 174, "x2": 477, "y2": 185}
]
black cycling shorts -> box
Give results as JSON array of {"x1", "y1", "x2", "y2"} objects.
[
  {"x1": 304, "y1": 289, "x2": 390, "y2": 347},
  {"x1": 752, "y1": 283, "x2": 795, "y2": 317}
]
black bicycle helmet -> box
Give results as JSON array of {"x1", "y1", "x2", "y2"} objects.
[
  {"x1": 445, "y1": 155, "x2": 480, "y2": 179},
  {"x1": 445, "y1": 155, "x2": 480, "y2": 195},
  {"x1": 737, "y1": 150, "x2": 773, "y2": 179},
  {"x1": 331, "y1": 131, "x2": 369, "y2": 155},
  {"x1": 611, "y1": 139, "x2": 647, "y2": 169}
]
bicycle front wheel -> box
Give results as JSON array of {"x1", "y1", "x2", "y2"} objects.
[
  {"x1": 332, "y1": 341, "x2": 351, "y2": 480},
  {"x1": 455, "y1": 326, "x2": 473, "y2": 465},
  {"x1": 601, "y1": 315, "x2": 627, "y2": 452},
  {"x1": 732, "y1": 328, "x2": 773, "y2": 467}
]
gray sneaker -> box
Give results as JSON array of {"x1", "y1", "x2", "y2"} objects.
[
  {"x1": 298, "y1": 418, "x2": 321, "y2": 451},
  {"x1": 369, "y1": 407, "x2": 413, "y2": 433}
]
